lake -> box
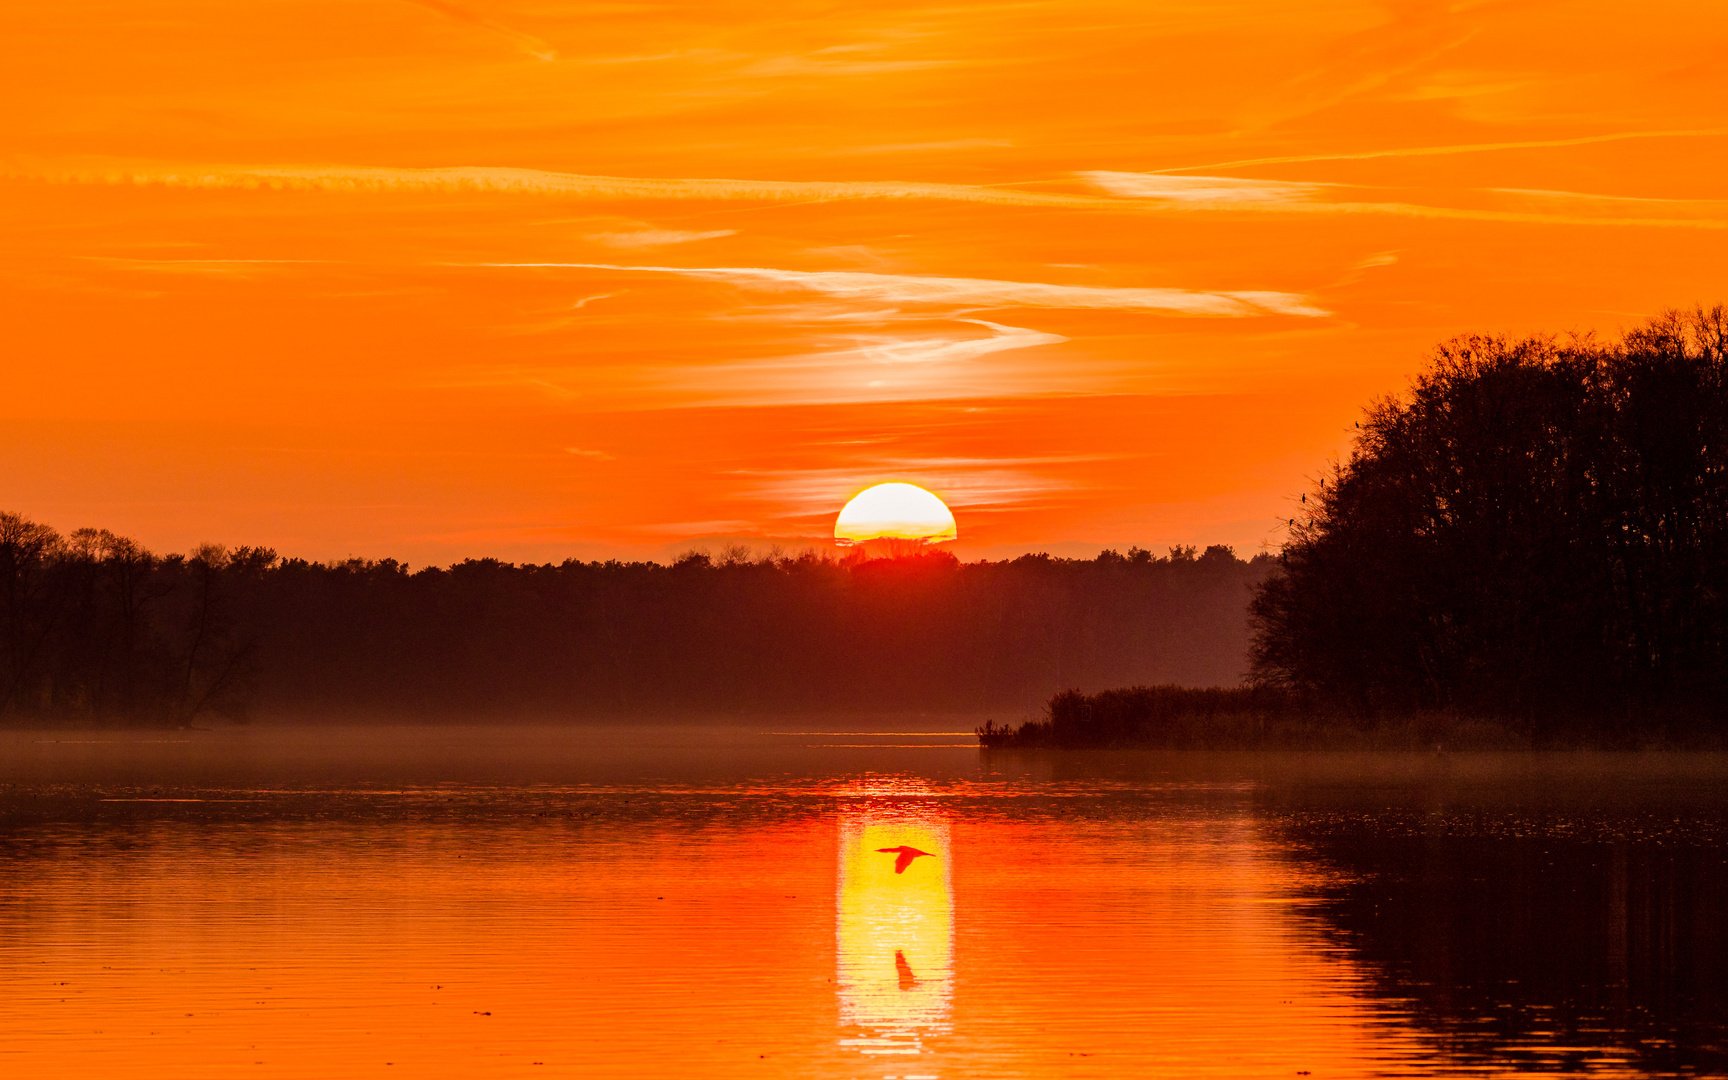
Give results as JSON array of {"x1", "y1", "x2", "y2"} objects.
[{"x1": 2, "y1": 726, "x2": 1724, "y2": 1078}]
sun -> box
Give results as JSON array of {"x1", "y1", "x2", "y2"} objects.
[{"x1": 835, "y1": 483, "x2": 957, "y2": 545}]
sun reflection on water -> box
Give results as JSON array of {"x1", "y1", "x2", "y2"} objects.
[{"x1": 836, "y1": 805, "x2": 953, "y2": 1067}]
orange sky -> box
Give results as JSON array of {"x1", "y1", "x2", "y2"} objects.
[{"x1": 5, "y1": 0, "x2": 1727, "y2": 564}]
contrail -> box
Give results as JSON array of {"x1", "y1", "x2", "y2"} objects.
[
  {"x1": 1150, "y1": 126, "x2": 1728, "y2": 173},
  {"x1": 16, "y1": 160, "x2": 1725, "y2": 229}
]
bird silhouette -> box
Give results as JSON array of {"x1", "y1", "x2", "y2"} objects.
[{"x1": 876, "y1": 845, "x2": 934, "y2": 874}]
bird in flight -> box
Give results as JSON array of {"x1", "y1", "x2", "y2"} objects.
[{"x1": 876, "y1": 845, "x2": 935, "y2": 874}]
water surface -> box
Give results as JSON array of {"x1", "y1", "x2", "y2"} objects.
[{"x1": 2, "y1": 726, "x2": 1724, "y2": 1078}]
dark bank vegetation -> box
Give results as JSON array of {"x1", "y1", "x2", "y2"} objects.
[
  {"x1": 974, "y1": 684, "x2": 1531, "y2": 749},
  {"x1": 0, "y1": 517, "x2": 1270, "y2": 725},
  {"x1": 977, "y1": 685, "x2": 1291, "y2": 748},
  {"x1": 982, "y1": 306, "x2": 1728, "y2": 749}
]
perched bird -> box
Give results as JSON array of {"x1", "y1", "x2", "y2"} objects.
[{"x1": 876, "y1": 845, "x2": 934, "y2": 874}]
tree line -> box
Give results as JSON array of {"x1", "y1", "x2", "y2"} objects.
[
  {"x1": 1252, "y1": 306, "x2": 1728, "y2": 735},
  {"x1": 0, "y1": 516, "x2": 1272, "y2": 724}
]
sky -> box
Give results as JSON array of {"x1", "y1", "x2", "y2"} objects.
[{"x1": 4, "y1": 0, "x2": 1727, "y2": 565}]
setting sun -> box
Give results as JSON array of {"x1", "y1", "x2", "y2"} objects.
[{"x1": 835, "y1": 483, "x2": 957, "y2": 545}]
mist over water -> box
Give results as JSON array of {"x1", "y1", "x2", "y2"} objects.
[{"x1": 2, "y1": 726, "x2": 1725, "y2": 1078}]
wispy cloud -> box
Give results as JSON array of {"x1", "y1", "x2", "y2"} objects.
[
  {"x1": 1151, "y1": 126, "x2": 1728, "y2": 173},
  {"x1": 1081, "y1": 172, "x2": 1327, "y2": 204},
  {"x1": 468, "y1": 262, "x2": 1330, "y2": 318},
  {"x1": 850, "y1": 320, "x2": 1064, "y2": 365},
  {"x1": 586, "y1": 227, "x2": 737, "y2": 249},
  {"x1": 740, "y1": 55, "x2": 956, "y2": 78},
  {"x1": 1079, "y1": 171, "x2": 1728, "y2": 228},
  {"x1": 655, "y1": 320, "x2": 1069, "y2": 406},
  {"x1": 827, "y1": 138, "x2": 1013, "y2": 155},
  {"x1": 78, "y1": 256, "x2": 330, "y2": 275},
  {"x1": 736, "y1": 34, "x2": 959, "y2": 80},
  {"x1": 436, "y1": 260, "x2": 1321, "y2": 406},
  {"x1": 1489, "y1": 187, "x2": 1715, "y2": 205},
  {"x1": 634, "y1": 520, "x2": 757, "y2": 536},
  {"x1": 405, "y1": 0, "x2": 557, "y2": 61},
  {"x1": 734, "y1": 457, "x2": 1092, "y2": 518},
  {"x1": 439, "y1": 317, "x2": 1076, "y2": 408},
  {"x1": 582, "y1": 49, "x2": 731, "y2": 66}
]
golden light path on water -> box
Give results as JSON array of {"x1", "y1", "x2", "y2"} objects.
[{"x1": 836, "y1": 805, "x2": 953, "y2": 1062}]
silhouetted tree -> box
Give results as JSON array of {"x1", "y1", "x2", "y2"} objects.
[
  {"x1": 1252, "y1": 307, "x2": 1728, "y2": 735},
  {"x1": 0, "y1": 512, "x2": 64, "y2": 713}
]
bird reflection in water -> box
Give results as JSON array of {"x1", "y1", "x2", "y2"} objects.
[
  {"x1": 894, "y1": 950, "x2": 919, "y2": 991},
  {"x1": 837, "y1": 813, "x2": 953, "y2": 1061}
]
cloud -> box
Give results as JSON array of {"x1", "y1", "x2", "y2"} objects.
[
  {"x1": 1077, "y1": 171, "x2": 1727, "y2": 229},
  {"x1": 586, "y1": 228, "x2": 737, "y2": 249},
  {"x1": 442, "y1": 261, "x2": 1322, "y2": 406},
  {"x1": 77, "y1": 256, "x2": 330, "y2": 276},
  {"x1": 634, "y1": 520, "x2": 757, "y2": 536},
  {"x1": 651, "y1": 320, "x2": 1071, "y2": 406},
  {"x1": 25, "y1": 161, "x2": 1727, "y2": 228},
  {"x1": 441, "y1": 317, "x2": 1077, "y2": 409},
  {"x1": 850, "y1": 320, "x2": 1065, "y2": 365},
  {"x1": 740, "y1": 55, "x2": 957, "y2": 78},
  {"x1": 1152, "y1": 126, "x2": 1728, "y2": 173},
  {"x1": 28, "y1": 162, "x2": 1119, "y2": 211},
  {"x1": 1489, "y1": 187, "x2": 1710, "y2": 205},
  {"x1": 828, "y1": 138, "x2": 1013, "y2": 155},
  {"x1": 406, "y1": 0, "x2": 557, "y2": 61},
  {"x1": 734, "y1": 457, "x2": 1092, "y2": 517},
  {"x1": 1081, "y1": 172, "x2": 1328, "y2": 204},
  {"x1": 736, "y1": 35, "x2": 959, "y2": 80},
  {"x1": 564, "y1": 447, "x2": 615, "y2": 460},
  {"x1": 473, "y1": 262, "x2": 1330, "y2": 318},
  {"x1": 582, "y1": 50, "x2": 724, "y2": 66}
]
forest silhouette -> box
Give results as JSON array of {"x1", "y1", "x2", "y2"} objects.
[{"x1": 0, "y1": 519, "x2": 1268, "y2": 725}]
